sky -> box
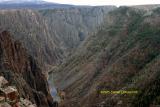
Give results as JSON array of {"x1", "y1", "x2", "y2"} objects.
[{"x1": 45, "y1": 0, "x2": 160, "y2": 6}]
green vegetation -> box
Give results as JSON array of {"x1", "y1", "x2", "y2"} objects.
[
  {"x1": 51, "y1": 6, "x2": 160, "y2": 107},
  {"x1": 153, "y1": 7, "x2": 160, "y2": 14},
  {"x1": 137, "y1": 24, "x2": 160, "y2": 43},
  {"x1": 132, "y1": 73, "x2": 160, "y2": 107},
  {"x1": 128, "y1": 12, "x2": 143, "y2": 33}
]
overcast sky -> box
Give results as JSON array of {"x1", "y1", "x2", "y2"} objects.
[{"x1": 45, "y1": 0, "x2": 160, "y2": 6}]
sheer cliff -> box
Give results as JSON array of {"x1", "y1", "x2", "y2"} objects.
[
  {"x1": 39, "y1": 6, "x2": 115, "y2": 52},
  {"x1": 0, "y1": 9, "x2": 63, "y2": 71},
  {"x1": 0, "y1": 31, "x2": 54, "y2": 107},
  {"x1": 0, "y1": 6, "x2": 115, "y2": 71},
  {"x1": 50, "y1": 7, "x2": 160, "y2": 107}
]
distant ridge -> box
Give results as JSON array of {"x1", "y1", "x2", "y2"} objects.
[
  {"x1": 0, "y1": 0, "x2": 74, "y2": 9},
  {"x1": 0, "y1": 0, "x2": 46, "y2": 4},
  {"x1": 132, "y1": 4, "x2": 160, "y2": 10}
]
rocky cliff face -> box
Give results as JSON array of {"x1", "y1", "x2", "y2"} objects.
[
  {"x1": 50, "y1": 6, "x2": 160, "y2": 107},
  {"x1": 39, "y1": 6, "x2": 115, "y2": 52},
  {"x1": 0, "y1": 31, "x2": 54, "y2": 107},
  {"x1": 0, "y1": 9, "x2": 63, "y2": 71},
  {"x1": 0, "y1": 6, "x2": 115, "y2": 71}
]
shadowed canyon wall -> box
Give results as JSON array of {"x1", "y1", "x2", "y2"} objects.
[{"x1": 0, "y1": 31, "x2": 54, "y2": 107}]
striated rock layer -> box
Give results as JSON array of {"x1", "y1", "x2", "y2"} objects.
[
  {"x1": 0, "y1": 31, "x2": 54, "y2": 107},
  {"x1": 0, "y1": 6, "x2": 116, "y2": 71},
  {"x1": 50, "y1": 6, "x2": 160, "y2": 107}
]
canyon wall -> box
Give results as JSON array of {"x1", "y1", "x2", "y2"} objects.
[
  {"x1": 0, "y1": 6, "x2": 116, "y2": 71},
  {"x1": 0, "y1": 31, "x2": 54, "y2": 107},
  {"x1": 50, "y1": 6, "x2": 160, "y2": 107}
]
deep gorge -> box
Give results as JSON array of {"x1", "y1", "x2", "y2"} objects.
[{"x1": 0, "y1": 2, "x2": 160, "y2": 107}]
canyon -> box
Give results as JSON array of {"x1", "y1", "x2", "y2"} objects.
[
  {"x1": 0, "y1": 1, "x2": 160, "y2": 107},
  {"x1": 0, "y1": 3, "x2": 116, "y2": 107},
  {"x1": 50, "y1": 6, "x2": 160, "y2": 107},
  {"x1": 0, "y1": 6, "x2": 115, "y2": 72}
]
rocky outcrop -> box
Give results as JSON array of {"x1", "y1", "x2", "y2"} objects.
[
  {"x1": 0, "y1": 31, "x2": 54, "y2": 107},
  {"x1": 0, "y1": 76, "x2": 37, "y2": 107}
]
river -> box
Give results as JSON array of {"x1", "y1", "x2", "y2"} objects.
[{"x1": 48, "y1": 77, "x2": 61, "y2": 102}]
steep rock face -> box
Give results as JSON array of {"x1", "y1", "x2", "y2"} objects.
[
  {"x1": 50, "y1": 7, "x2": 160, "y2": 107},
  {"x1": 0, "y1": 31, "x2": 54, "y2": 107},
  {"x1": 0, "y1": 6, "x2": 116, "y2": 71},
  {"x1": 39, "y1": 6, "x2": 115, "y2": 53},
  {"x1": 0, "y1": 9, "x2": 64, "y2": 71}
]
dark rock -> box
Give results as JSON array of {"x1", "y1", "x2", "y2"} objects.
[{"x1": 0, "y1": 31, "x2": 54, "y2": 107}]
